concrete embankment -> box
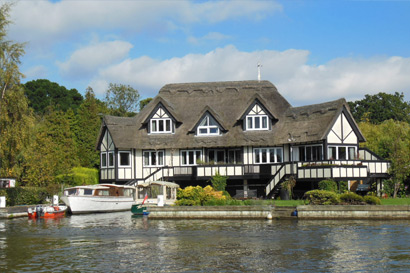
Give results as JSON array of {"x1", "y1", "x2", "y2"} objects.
[
  {"x1": 0, "y1": 205, "x2": 30, "y2": 219},
  {"x1": 297, "y1": 205, "x2": 410, "y2": 220},
  {"x1": 147, "y1": 206, "x2": 296, "y2": 219},
  {"x1": 147, "y1": 205, "x2": 410, "y2": 220}
]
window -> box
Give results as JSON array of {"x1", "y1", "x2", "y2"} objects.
[
  {"x1": 228, "y1": 149, "x2": 243, "y2": 164},
  {"x1": 101, "y1": 152, "x2": 107, "y2": 168},
  {"x1": 108, "y1": 152, "x2": 114, "y2": 167},
  {"x1": 327, "y1": 146, "x2": 357, "y2": 160},
  {"x1": 150, "y1": 118, "x2": 172, "y2": 134},
  {"x1": 197, "y1": 115, "x2": 220, "y2": 136},
  {"x1": 143, "y1": 150, "x2": 164, "y2": 167},
  {"x1": 118, "y1": 151, "x2": 131, "y2": 167},
  {"x1": 246, "y1": 115, "x2": 268, "y2": 130},
  {"x1": 297, "y1": 145, "x2": 323, "y2": 161},
  {"x1": 254, "y1": 148, "x2": 283, "y2": 164},
  {"x1": 208, "y1": 150, "x2": 225, "y2": 164},
  {"x1": 181, "y1": 150, "x2": 202, "y2": 166}
]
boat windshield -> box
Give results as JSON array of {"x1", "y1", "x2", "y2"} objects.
[
  {"x1": 65, "y1": 189, "x2": 77, "y2": 196},
  {"x1": 123, "y1": 188, "x2": 135, "y2": 197},
  {"x1": 84, "y1": 189, "x2": 93, "y2": 195},
  {"x1": 97, "y1": 190, "x2": 110, "y2": 196}
]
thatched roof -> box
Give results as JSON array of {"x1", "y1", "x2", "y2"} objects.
[{"x1": 98, "y1": 80, "x2": 362, "y2": 150}]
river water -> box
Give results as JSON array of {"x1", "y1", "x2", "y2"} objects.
[{"x1": 0, "y1": 212, "x2": 409, "y2": 272}]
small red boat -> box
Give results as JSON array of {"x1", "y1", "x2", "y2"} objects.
[{"x1": 28, "y1": 205, "x2": 67, "y2": 219}]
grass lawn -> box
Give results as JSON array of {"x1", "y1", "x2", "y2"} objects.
[
  {"x1": 272, "y1": 200, "x2": 305, "y2": 207},
  {"x1": 380, "y1": 198, "x2": 410, "y2": 205}
]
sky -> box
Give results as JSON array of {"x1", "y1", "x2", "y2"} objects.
[{"x1": 4, "y1": 0, "x2": 410, "y2": 106}]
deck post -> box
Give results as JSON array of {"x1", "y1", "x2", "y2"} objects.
[{"x1": 243, "y1": 179, "x2": 248, "y2": 198}]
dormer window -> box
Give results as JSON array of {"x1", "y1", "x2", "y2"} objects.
[
  {"x1": 245, "y1": 104, "x2": 269, "y2": 131},
  {"x1": 197, "y1": 115, "x2": 220, "y2": 136},
  {"x1": 151, "y1": 118, "x2": 172, "y2": 133},
  {"x1": 149, "y1": 106, "x2": 174, "y2": 134}
]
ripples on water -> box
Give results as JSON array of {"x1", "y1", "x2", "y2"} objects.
[{"x1": 0, "y1": 212, "x2": 409, "y2": 272}]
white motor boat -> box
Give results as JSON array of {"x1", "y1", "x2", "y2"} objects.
[{"x1": 61, "y1": 184, "x2": 136, "y2": 214}]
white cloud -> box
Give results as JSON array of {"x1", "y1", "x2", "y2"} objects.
[
  {"x1": 22, "y1": 65, "x2": 48, "y2": 80},
  {"x1": 57, "y1": 40, "x2": 133, "y2": 79},
  {"x1": 188, "y1": 32, "x2": 232, "y2": 45},
  {"x1": 9, "y1": 0, "x2": 281, "y2": 46},
  {"x1": 87, "y1": 45, "x2": 410, "y2": 105}
]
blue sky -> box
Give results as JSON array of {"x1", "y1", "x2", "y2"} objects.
[{"x1": 5, "y1": 0, "x2": 410, "y2": 106}]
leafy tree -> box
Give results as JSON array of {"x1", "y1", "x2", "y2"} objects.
[
  {"x1": 23, "y1": 79, "x2": 83, "y2": 114},
  {"x1": 0, "y1": 87, "x2": 34, "y2": 178},
  {"x1": 139, "y1": 97, "x2": 153, "y2": 111},
  {"x1": 0, "y1": 3, "x2": 32, "y2": 180},
  {"x1": 0, "y1": 3, "x2": 25, "y2": 115},
  {"x1": 348, "y1": 92, "x2": 410, "y2": 124},
  {"x1": 359, "y1": 120, "x2": 410, "y2": 197},
  {"x1": 104, "y1": 83, "x2": 140, "y2": 116},
  {"x1": 74, "y1": 87, "x2": 108, "y2": 168},
  {"x1": 23, "y1": 107, "x2": 79, "y2": 186}
]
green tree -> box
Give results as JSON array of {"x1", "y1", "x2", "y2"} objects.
[
  {"x1": 23, "y1": 79, "x2": 83, "y2": 114},
  {"x1": 0, "y1": 87, "x2": 34, "y2": 178},
  {"x1": 74, "y1": 87, "x2": 108, "y2": 168},
  {"x1": 23, "y1": 107, "x2": 79, "y2": 186},
  {"x1": 139, "y1": 97, "x2": 153, "y2": 111},
  {"x1": 348, "y1": 92, "x2": 410, "y2": 124},
  {"x1": 0, "y1": 3, "x2": 25, "y2": 114},
  {"x1": 0, "y1": 3, "x2": 32, "y2": 180},
  {"x1": 359, "y1": 120, "x2": 410, "y2": 197},
  {"x1": 104, "y1": 83, "x2": 140, "y2": 116}
]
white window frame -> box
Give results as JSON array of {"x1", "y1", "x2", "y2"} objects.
[
  {"x1": 118, "y1": 151, "x2": 131, "y2": 167},
  {"x1": 143, "y1": 150, "x2": 165, "y2": 167},
  {"x1": 246, "y1": 115, "x2": 269, "y2": 131},
  {"x1": 328, "y1": 146, "x2": 357, "y2": 160},
  {"x1": 150, "y1": 118, "x2": 172, "y2": 134},
  {"x1": 101, "y1": 152, "x2": 107, "y2": 168},
  {"x1": 253, "y1": 147, "x2": 283, "y2": 164},
  {"x1": 181, "y1": 150, "x2": 202, "y2": 166},
  {"x1": 197, "y1": 116, "x2": 220, "y2": 136},
  {"x1": 108, "y1": 151, "x2": 115, "y2": 167}
]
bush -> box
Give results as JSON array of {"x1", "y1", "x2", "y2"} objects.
[
  {"x1": 304, "y1": 190, "x2": 339, "y2": 205},
  {"x1": 55, "y1": 167, "x2": 99, "y2": 186},
  {"x1": 175, "y1": 185, "x2": 229, "y2": 206},
  {"x1": 0, "y1": 187, "x2": 49, "y2": 206},
  {"x1": 210, "y1": 172, "x2": 227, "y2": 191},
  {"x1": 364, "y1": 195, "x2": 381, "y2": 205},
  {"x1": 339, "y1": 192, "x2": 365, "y2": 205},
  {"x1": 318, "y1": 179, "x2": 338, "y2": 192}
]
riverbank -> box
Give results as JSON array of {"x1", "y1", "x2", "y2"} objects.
[{"x1": 3, "y1": 204, "x2": 410, "y2": 220}]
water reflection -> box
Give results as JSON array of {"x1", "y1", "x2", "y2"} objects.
[{"x1": 0, "y1": 214, "x2": 409, "y2": 272}]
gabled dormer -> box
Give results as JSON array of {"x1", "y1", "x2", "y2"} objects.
[
  {"x1": 190, "y1": 107, "x2": 227, "y2": 136},
  {"x1": 145, "y1": 102, "x2": 177, "y2": 134},
  {"x1": 240, "y1": 98, "x2": 276, "y2": 131}
]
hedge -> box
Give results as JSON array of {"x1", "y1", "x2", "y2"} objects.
[{"x1": 0, "y1": 187, "x2": 49, "y2": 206}]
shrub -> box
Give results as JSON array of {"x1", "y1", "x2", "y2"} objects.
[
  {"x1": 55, "y1": 167, "x2": 99, "y2": 186},
  {"x1": 339, "y1": 192, "x2": 365, "y2": 205},
  {"x1": 175, "y1": 185, "x2": 228, "y2": 206},
  {"x1": 364, "y1": 195, "x2": 381, "y2": 205},
  {"x1": 210, "y1": 172, "x2": 227, "y2": 191},
  {"x1": 0, "y1": 187, "x2": 49, "y2": 206},
  {"x1": 304, "y1": 190, "x2": 339, "y2": 205},
  {"x1": 318, "y1": 179, "x2": 338, "y2": 192}
]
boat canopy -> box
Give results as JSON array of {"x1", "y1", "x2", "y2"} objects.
[{"x1": 137, "y1": 181, "x2": 179, "y2": 188}]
